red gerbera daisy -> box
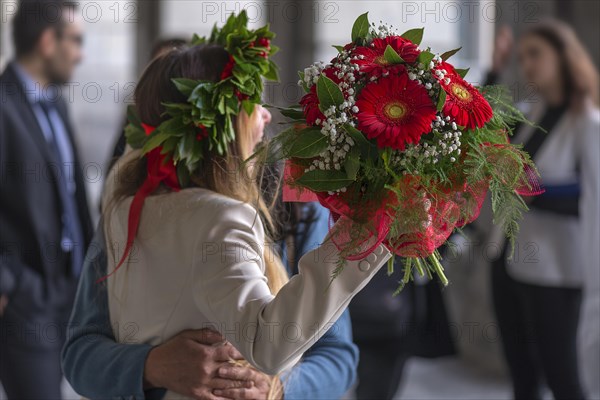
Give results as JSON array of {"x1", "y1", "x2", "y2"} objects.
[
  {"x1": 435, "y1": 62, "x2": 493, "y2": 130},
  {"x1": 299, "y1": 66, "x2": 343, "y2": 126},
  {"x1": 355, "y1": 72, "x2": 436, "y2": 150},
  {"x1": 353, "y1": 36, "x2": 420, "y2": 76}
]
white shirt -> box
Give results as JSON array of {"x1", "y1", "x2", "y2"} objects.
[{"x1": 492, "y1": 102, "x2": 600, "y2": 288}]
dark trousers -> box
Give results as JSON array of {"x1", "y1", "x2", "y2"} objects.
[
  {"x1": 492, "y1": 261, "x2": 585, "y2": 400},
  {"x1": 354, "y1": 338, "x2": 408, "y2": 400},
  {"x1": 0, "y1": 343, "x2": 63, "y2": 399},
  {"x1": 0, "y1": 270, "x2": 76, "y2": 400}
]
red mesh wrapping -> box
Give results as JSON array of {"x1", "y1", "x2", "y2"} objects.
[{"x1": 281, "y1": 148, "x2": 539, "y2": 260}]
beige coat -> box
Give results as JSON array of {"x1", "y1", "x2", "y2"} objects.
[{"x1": 103, "y1": 153, "x2": 391, "y2": 399}]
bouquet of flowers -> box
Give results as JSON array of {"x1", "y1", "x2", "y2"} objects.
[{"x1": 259, "y1": 13, "x2": 541, "y2": 290}]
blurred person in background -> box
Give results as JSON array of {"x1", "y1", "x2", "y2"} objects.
[
  {"x1": 486, "y1": 20, "x2": 599, "y2": 400},
  {"x1": 0, "y1": 0, "x2": 93, "y2": 398}
]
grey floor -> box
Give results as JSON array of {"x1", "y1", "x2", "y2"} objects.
[{"x1": 394, "y1": 357, "x2": 512, "y2": 400}]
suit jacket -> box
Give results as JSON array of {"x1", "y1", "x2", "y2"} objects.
[{"x1": 0, "y1": 63, "x2": 93, "y2": 348}]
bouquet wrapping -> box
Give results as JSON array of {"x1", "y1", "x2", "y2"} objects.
[{"x1": 259, "y1": 13, "x2": 541, "y2": 290}]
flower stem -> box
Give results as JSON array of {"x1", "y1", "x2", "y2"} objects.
[
  {"x1": 387, "y1": 254, "x2": 395, "y2": 276},
  {"x1": 414, "y1": 257, "x2": 425, "y2": 277},
  {"x1": 429, "y1": 254, "x2": 449, "y2": 286},
  {"x1": 402, "y1": 258, "x2": 413, "y2": 284}
]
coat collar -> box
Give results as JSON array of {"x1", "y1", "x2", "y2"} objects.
[{"x1": 1, "y1": 62, "x2": 65, "y2": 168}]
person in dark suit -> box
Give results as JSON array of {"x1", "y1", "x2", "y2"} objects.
[{"x1": 0, "y1": 1, "x2": 92, "y2": 398}]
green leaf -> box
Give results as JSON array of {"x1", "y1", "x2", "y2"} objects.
[
  {"x1": 279, "y1": 108, "x2": 305, "y2": 120},
  {"x1": 161, "y1": 136, "x2": 179, "y2": 155},
  {"x1": 441, "y1": 47, "x2": 461, "y2": 61},
  {"x1": 316, "y1": 74, "x2": 344, "y2": 112},
  {"x1": 333, "y1": 45, "x2": 345, "y2": 53},
  {"x1": 269, "y1": 45, "x2": 280, "y2": 57},
  {"x1": 177, "y1": 162, "x2": 191, "y2": 187},
  {"x1": 343, "y1": 124, "x2": 377, "y2": 158},
  {"x1": 400, "y1": 28, "x2": 424, "y2": 46},
  {"x1": 241, "y1": 100, "x2": 255, "y2": 116},
  {"x1": 344, "y1": 147, "x2": 361, "y2": 180},
  {"x1": 124, "y1": 123, "x2": 146, "y2": 149},
  {"x1": 177, "y1": 131, "x2": 195, "y2": 160},
  {"x1": 126, "y1": 104, "x2": 141, "y2": 126},
  {"x1": 455, "y1": 68, "x2": 470, "y2": 78},
  {"x1": 172, "y1": 78, "x2": 199, "y2": 97},
  {"x1": 141, "y1": 131, "x2": 170, "y2": 154},
  {"x1": 297, "y1": 71, "x2": 310, "y2": 92},
  {"x1": 297, "y1": 169, "x2": 354, "y2": 192},
  {"x1": 191, "y1": 33, "x2": 206, "y2": 46},
  {"x1": 162, "y1": 102, "x2": 192, "y2": 118},
  {"x1": 351, "y1": 12, "x2": 370, "y2": 43},
  {"x1": 288, "y1": 128, "x2": 329, "y2": 158},
  {"x1": 437, "y1": 89, "x2": 447, "y2": 112},
  {"x1": 383, "y1": 45, "x2": 404, "y2": 64},
  {"x1": 263, "y1": 61, "x2": 279, "y2": 81},
  {"x1": 417, "y1": 50, "x2": 435, "y2": 68}
]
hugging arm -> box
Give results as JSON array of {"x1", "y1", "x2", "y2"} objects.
[
  {"x1": 61, "y1": 228, "x2": 161, "y2": 399},
  {"x1": 61, "y1": 228, "x2": 245, "y2": 400},
  {"x1": 193, "y1": 202, "x2": 390, "y2": 375}
]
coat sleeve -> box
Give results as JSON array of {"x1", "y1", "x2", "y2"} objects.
[
  {"x1": 193, "y1": 201, "x2": 391, "y2": 375},
  {"x1": 61, "y1": 227, "x2": 165, "y2": 399}
]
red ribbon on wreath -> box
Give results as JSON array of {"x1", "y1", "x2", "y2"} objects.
[{"x1": 97, "y1": 124, "x2": 180, "y2": 283}]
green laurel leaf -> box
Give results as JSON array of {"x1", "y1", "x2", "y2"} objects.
[
  {"x1": 288, "y1": 128, "x2": 329, "y2": 158},
  {"x1": 172, "y1": 78, "x2": 199, "y2": 97},
  {"x1": 384, "y1": 45, "x2": 404, "y2": 64},
  {"x1": 316, "y1": 74, "x2": 344, "y2": 112},
  {"x1": 141, "y1": 131, "x2": 170, "y2": 154},
  {"x1": 456, "y1": 68, "x2": 470, "y2": 78},
  {"x1": 124, "y1": 105, "x2": 146, "y2": 149},
  {"x1": 280, "y1": 108, "x2": 306, "y2": 120},
  {"x1": 400, "y1": 28, "x2": 424, "y2": 46},
  {"x1": 297, "y1": 169, "x2": 354, "y2": 192},
  {"x1": 441, "y1": 47, "x2": 462, "y2": 61},
  {"x1": 344, "y1": 147, "x2": 361, "y2": 180},
  {"x1": 343, "y1": 124, "x2": 377, "y2": 159},
  {"x1": 351, "y1": 12, "x2": 370, "y2": 43},
  {"x1": 437, "y1": 89, "x2": 447, "y2": 112},
  {"x1": 417, "y1": 50, "x2": 435, "y2": 68}
]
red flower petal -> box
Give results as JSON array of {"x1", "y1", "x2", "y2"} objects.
[
  {"x1": 352, "y1": 36, "x2": 420, "y2": 76},
  {"x1": 355, "y1": 73, "x2": 436, "y2": 150},
  {"x1": 434, "y1": 63, "x2": 493, "y2": 130}
]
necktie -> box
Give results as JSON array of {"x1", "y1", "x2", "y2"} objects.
[{"x1": 38, "y1": 100, "x2": 85, "y2": 277}]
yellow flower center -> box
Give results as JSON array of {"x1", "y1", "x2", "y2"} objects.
[
  {"x1": 384, "y1": 102, "x2": 406, "y2": 120},
  {"x1": 451, "y1": 83, "x2": 472, "y2": 101},
  {"x1": 375, "y1": 55, "x2": 390, "y2": 66}
]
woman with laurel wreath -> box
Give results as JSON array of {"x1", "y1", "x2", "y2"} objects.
[{"x1": 101, "y1": 14, "x2": 391, "y2": 400}]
